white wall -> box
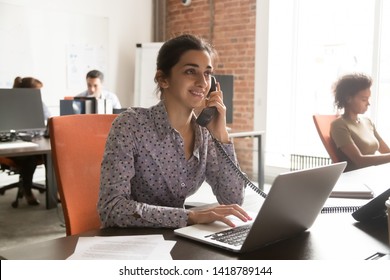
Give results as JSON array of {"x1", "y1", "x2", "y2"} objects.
[{"x1": 0, "y1": 0, "x2": 153, "y2": 115}]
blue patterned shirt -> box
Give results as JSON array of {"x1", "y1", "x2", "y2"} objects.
[{"x1": 98, "y1": 101, "x2": 245, "y2": 228}]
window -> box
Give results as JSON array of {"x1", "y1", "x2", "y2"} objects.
[{"x1": 263, "y1": 0, "x2": 388, "y2": 169}]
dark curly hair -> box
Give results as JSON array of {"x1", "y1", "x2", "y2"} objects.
[{"x1": 333, "y1": 73, "x2": 372, "y2": 110}]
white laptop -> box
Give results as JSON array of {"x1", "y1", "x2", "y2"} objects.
[{"x1": 174, "y1": 162, "x2": 347, "y2": 253}]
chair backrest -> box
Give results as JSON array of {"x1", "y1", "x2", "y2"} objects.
[
  {"x1": 49, "y1": 114, "x2": 117, "y2": 235},
  {"x1": 0, "y1": 157, "x2": 18, "y2": 170},
  {"x1": 312, "y1": 114, "x2": 342, "y2": 163}
]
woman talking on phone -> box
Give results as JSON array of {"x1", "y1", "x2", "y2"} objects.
[{"x1": 98, "y1": 34, "x2": 251, "y2": 228}]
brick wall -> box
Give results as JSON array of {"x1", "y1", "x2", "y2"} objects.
[{"x1": 165, "y1": 0, "x2": 257, "y2": 179}]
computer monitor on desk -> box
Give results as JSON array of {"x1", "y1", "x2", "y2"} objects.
[
  {"x1": 214, "y1": 74, "x2": 233, "y2": 124},
  {"x1": 0, "y1": 88, "x2": 46, "y2": 138}
]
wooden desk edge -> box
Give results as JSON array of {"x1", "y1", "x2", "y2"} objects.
[{"x1": 229, "y1": 130, "x2": 265, "y2": 138}]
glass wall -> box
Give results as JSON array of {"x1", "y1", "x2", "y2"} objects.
[{"x1": 265, "y1": 0, "x2": 388, "y2": 168}]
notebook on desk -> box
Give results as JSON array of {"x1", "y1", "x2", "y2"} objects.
[
  {"x1": 330, "y1": 169, "x2": 375, "y2": 199},
  {"x1": 330, "y1": 182, "x2": 374, "y2": 199},
  {"x1": 174, "y1": 162, "x2": 347, "y2": 253}
]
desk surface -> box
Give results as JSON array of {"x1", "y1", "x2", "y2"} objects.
[
  {"x1": 228, "y1": 130, "x2": 264, "y2": 138},
  {"x1": 1, "y1": 163, "x2": 390, "y2": 260},
  {"x1": 0, "y1": 137, "x2": 51, "y2": 157},
  {"x1": 0, "y1": 212, "x2": 388, "y2": 260}
]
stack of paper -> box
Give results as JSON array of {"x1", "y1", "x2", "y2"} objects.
[{"x1": 67, "y1": 235, "x2": 175, "y2": 260}]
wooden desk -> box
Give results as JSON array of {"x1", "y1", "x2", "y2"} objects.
[
  {"x1": 0, "y1": 212, "x2": 388, "y2": 260},
  {"x1": 229, "y1": 131, "x2": 265, "y2": 189},
  {"x1": 0, "y1": 137, "x2": 57, "y2": 209},
  {"x1": 1, "y1": 174, "x2": 389, "y2": 260},
  {"x1": 1, "y1": 162, "x2": 389, "y2": 260}
]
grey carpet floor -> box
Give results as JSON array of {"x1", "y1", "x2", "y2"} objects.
[{"x1": 0, "y1": 167, "x2": 66, "y2": 251}]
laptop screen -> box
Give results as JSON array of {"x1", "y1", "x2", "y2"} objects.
[{"x1": 0, "y1": 88, "x2": 46, "y2": 134}]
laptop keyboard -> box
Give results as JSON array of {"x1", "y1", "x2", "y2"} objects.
[{"x1": 206, "y1": 224, "x2": 252, "y2": 246}]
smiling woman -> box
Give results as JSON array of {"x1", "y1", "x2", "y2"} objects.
[{"x1": 98, "y1": 34, "x2": 251, "y2": 230}]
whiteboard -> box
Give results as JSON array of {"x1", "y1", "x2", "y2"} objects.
[{"x1": 133, "y1": 42, "x2": 163, "y2": 108}]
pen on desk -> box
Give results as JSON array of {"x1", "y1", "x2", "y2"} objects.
[{"x1": 365, "y1": 252, "x2": 386, "y2": 260}]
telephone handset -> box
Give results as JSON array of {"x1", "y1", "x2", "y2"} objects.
[{"x1": 196, "y1": 76, "x2": 218, "y2": 127}]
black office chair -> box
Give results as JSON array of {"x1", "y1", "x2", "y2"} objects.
[{"x1": 0, "y1": 156, "x2": 46, "y2": 208}]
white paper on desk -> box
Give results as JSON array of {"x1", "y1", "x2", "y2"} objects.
[
  {"x1": 330, "y1": 183, "x2": 374, "y2": 199},
  {"x1": 67, "y1": 235, "x2": 175, "y2": 260}
]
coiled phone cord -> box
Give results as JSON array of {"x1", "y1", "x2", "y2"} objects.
[
  {"x1": 213, "y1": 137, "x2": 363, "y2": 214},
  {"x1": 212, "y1": 137, "x2": 268, "y2": 199}
]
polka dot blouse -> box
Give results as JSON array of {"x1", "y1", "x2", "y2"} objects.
[{"x1": 97, "y1": 101, "x2": 245, "y2": 228}]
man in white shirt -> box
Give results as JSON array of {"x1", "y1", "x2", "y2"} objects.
[{"x1": 76, "y1": 69, "x2": 122, "y2": 109}]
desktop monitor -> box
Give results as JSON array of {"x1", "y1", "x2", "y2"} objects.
[
  {"x1": 214, "y1": 74, "x2": 234, "y2": 124},
  {"x1": 0, "y1": 88, "x2": 46, "y2": 134}
]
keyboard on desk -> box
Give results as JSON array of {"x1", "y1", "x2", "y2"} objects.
[
  {"x1": 0, "y1": 140, "x2": 39, "y2": 149},
  {"x1": 205, "y1": 224, "x2": 252, "y2": 246}
]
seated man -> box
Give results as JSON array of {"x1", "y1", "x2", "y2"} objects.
[{"x1": 76, "y1": 69, "x2": 122, "y2": 109}]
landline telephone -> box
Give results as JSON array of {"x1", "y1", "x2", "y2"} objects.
[
  {"x1": 352, "y1": 188, "x2": 390, "y2": 222},
  {"x1": 196, "y1": 75, "x2": 218, "y2": 127}
]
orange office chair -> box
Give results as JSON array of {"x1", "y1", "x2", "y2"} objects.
[
  {"x1": 49, "y1": 114, "x2": 117, "y2": 236},
  {"x1": 0, "y1": 156, "x2": 46, "y2": 208},
  {"x1": 0, "y1": 157, "x2": 21, "y2": 194},
  {"x1": 312, "y1": 114, "x2": 342, "y2": 163}
]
